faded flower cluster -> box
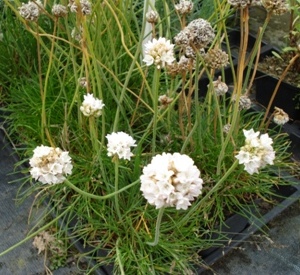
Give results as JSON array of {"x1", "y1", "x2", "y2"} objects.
[
  {"x1": 175, "y1": 0, "x2": 194, "y2": 15},
  {"x1": 146, "y1": 10, "x2": 159, "y2": 24},
  {"x1": 232, "y1": 94, "x2": 252, "y2": 110},
  {"x1": 18, "y1": 0, "x2": 42, "y2": 21},
  {"x1": 106, "y1": 132, "x2": 137, "y2": 160},
  {"x1": 174, "y1": 18, "x2": 215, "y2": 50},
  {"x1": 205, "y1": 49, "x2": 229, "y2": 69},
  {"x1": 140, "y1": 153, "x2": 204, "y2": 210},
  {"x1": 68, "y1": 0, "x2": 92, "y2": 15},
  {"x1": 80, "y1": 93, "x2": 104, "y2": 117},
  {"x1": 273, "y1": 106, "x2": 289, "y2": 125},
  {"x1": 261, "y1": 0, "x2": 289, "y2": 15},
  {"x1": 235, "y1": 129, "x2": 275, "y2": 175},
  {"x1": 227, "y1": 0, "x2": 262, "y2": 7},
  {"x1": 29, "y1": 145, "x2": 73, "y2": 185},
  {"x1": 212, "y1": 76, "x2": 228, "y2": 96},
  {"x1": 143, "y1": 37, "x2": 175, "y2": 69},
  {"x1": 52, "y1": 4, "x2": 68, "y2": 17}
]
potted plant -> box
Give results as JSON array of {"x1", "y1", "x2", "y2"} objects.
[{"x1": 0, "y1": 0, "x2": 299, "y2": 273}]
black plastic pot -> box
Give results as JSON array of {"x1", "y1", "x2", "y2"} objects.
[
  {"x1": 197, "y1": 181, "x2": 300, "y2": 273},
  {"x1": 254, "y1": 46, "x2": 300, "y2": 121},
  {"x1": 255, "y1": 69, "x2": 300, "y2": 121}
]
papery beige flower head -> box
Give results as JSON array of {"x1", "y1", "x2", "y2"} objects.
[
  {"x1": 227, "y1": 0, "x2": 262, "y2": 7},
  {"x1": 232, "y1": 94, "x2": 252, "y2": 110},
  {"x1": 175, "y1": 0, "x2": 194, "y2": 15},
  {"x1": 205, "y1": 49, "x2": 229, "y2": 69},
  {"x1": 146, "y1": 10, "x2": 159, "y2": 23},
  {"x1": 223, "y1": 124, "x2": 231, "y2": 134},
  {"x1": 159, "y1": 94, "x2": 173, "y2": 108},
  {"x1": 78, "y1": 77, "x2": 88, "y2": 88},
  {"x1": 52, "y1": 4, "x2": 68, "y2": 17},
  {"x1": 18, "y1": 0, "x2": 42, "y2": 21},
  {"x1": 71, "y1": 26, "x2": 83, "y2": 42},
  {"x1": 178, "y1": 55, "x2": 195, "y2": 72},
  {"x1": 166, "y1": 55, "x2": 194, "y2": 76},
  {"x1": 212, "y1": 76, "x2": 228, "y2": 96},
  {"x1": 68, "y1": 0, "x2": 92, "y2": 15},
  {"x1": 174, "y1": 18, "x2": 215, "y2": 50},
  {"x1": 261, "y1": 0, "x2": 289, "y2": 15},
  {"x1": 273, "y1": 106, "x2": 289, "y2": 125}
]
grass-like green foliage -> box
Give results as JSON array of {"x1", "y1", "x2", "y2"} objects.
[{"x1": 0, "y1": 0, "x2": 297, "y2": 273}]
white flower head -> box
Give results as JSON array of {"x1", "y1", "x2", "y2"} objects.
[
  {"x1": 19, "y1": 1, "x2": 42, "y2": 21},
  {"x1": 143, "y1": 37, "x2": 175, "y2": 69},
  {"x1": 80, "y1": 93, "x2": 105, "y2": 117},
  {"x1": 29, "y1": 145, "x2": 73, "y2": 185},
  {"x1": 235, "y1": 129, "x2": 275, "y2": 174},
  {"x1": 140, "y1": 153, "x2": 204, "y2": 210},
  {"x1": 106, "y1": 132, "x2": 137, "y2": 160}
]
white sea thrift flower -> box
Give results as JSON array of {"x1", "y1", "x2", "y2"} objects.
[
  {"x1": 143, "y1": 37, "x2": 175, "y2": 69},
  {"x1": 273, "y1": 107, "x2": 289, "y2": 125},
  {"x1": 235, "y1": 129, "x2": 275, "y2": 175},
  {"x1": 29, "y1": 145, "x2": 73, "y2": 185},
  {"x1": 80, "y1": 93, "x2": 104, "y2": 117},
  {"x1": 140, "y1": 153, "x2": 204, "y2": 210},
  {"x1": 19, "y1": 0, "x2": 42, "y2": 21},
  {"x1": 106, "y1": 132, "x2": 137, "y2": 160}
]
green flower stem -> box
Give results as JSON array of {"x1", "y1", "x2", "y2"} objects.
[
  {"x1": 41, "y1": 19, "x2": 57, "y2": 147},
  {"x1": 202, "y1": 159, "x2": 239, "y2": 203},
  {"x1": 64, "y1": 178, "x2": 140, "y2": 200},
  {"x1": 151, "y1": 68, "x2": 161, "y2": 154},
  {"x1": 89, "y1": 116, "x2": 99, "y2": 152},
  {"x1": 0, "y1": 197, "x2": 80, "y2": 257},
  {"x1": 176, "y1": 160, "x2": 240, "y2": 228},
  {"x1": 147, "y1": 206, "x2": 165, "y2": 246},
  {"x1": 116, "y1": 238, "x2": 125, "y2": 275},
  {"x1": 114, "y1": 158, "x2": 122, "y2": 221}
]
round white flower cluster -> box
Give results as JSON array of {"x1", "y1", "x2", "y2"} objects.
[
  {"x1": 18, "y1": 0, "x2": 42, "y2": 21},
  {"x1": 143, "y1": 37, "x2": 175, "y2": 69},
  {"x1": 140, "y1": 153, "x2": 204, "y2": 210},
  {"x1": 29, "y1": 145, "x2": 73, "y2": 185},
  {"x1": 106, "y1": 132, "x2": 137, "y2": 160},
  {"x1": 80, "y1": 93, "x2": 105, "y2": 117},
  {"x1": 235, "y1": 129, "x2": 275, "y2": 175}
]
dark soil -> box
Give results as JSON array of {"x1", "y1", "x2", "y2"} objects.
[{"x1": 257, "y1": 51, "x2": 300, "y2": 87}]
